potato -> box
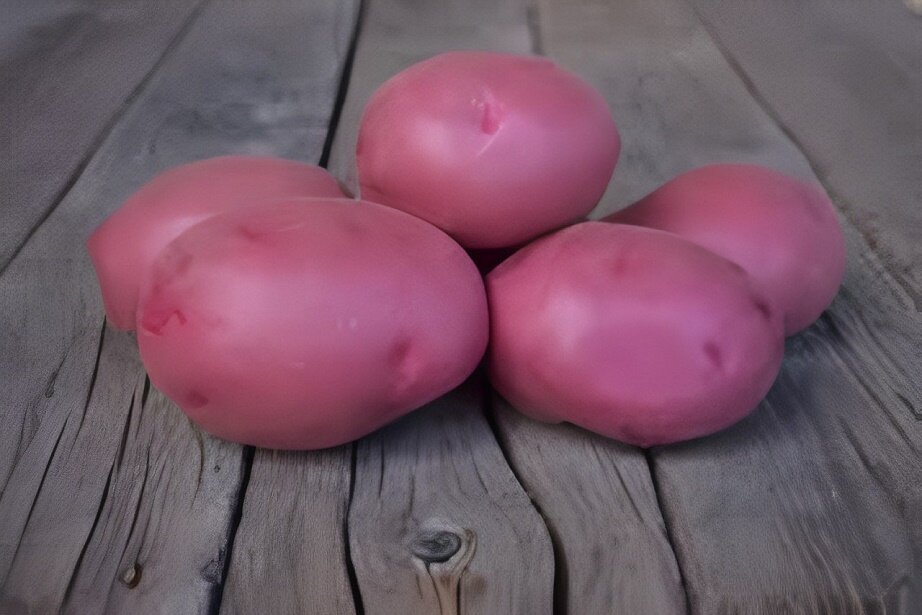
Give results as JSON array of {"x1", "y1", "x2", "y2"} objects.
[
  {"x1": 604, "y1": 164, "x2": 845, "y2": 334},
  {"x1": 88, "y1": 156, "x2": 344, "y2": 330},
  {"x1": 487, "y1": 222, "x2": 784, "y2": 447},
  {"x1": 137, "y1": 198, "x2": 488, "y2": 449},
  {"x1": 356, "y1": 51, "x2": 620, "y2": 249}
]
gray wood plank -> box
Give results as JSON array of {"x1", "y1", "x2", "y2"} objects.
[
  {"x1": 0, "y1": 0, "x2": 204, "y2": 269},
  {"x1": 493, "y1": 398, "x2": 686, "y2": 614},
  {"x1": 220, "y1": 448, "x2": 356, "y2": 615},
  {"x1": 325, "y1": 0, "x2": 555, "y2": 610},
  {"x1": 543, "y1": 0, "x2": 922, "y2": 611},
  {"x1": 1, "y1": 0, "x2": 357, "y2": 611},
  {"x1": 348, "y1": 377, "x2": 553, "y2": 614},
  {"x1": 687, "y1": 0, "x2": 922, "y2": 307}
]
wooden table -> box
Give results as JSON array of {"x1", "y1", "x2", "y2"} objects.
[{"x1": 2, "y1": 0, "x2": 920, "y2": 612}]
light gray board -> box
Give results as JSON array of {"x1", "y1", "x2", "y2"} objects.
[
  {"x1": 492, "y1": 398, "x2": 687, "y2": 615},
  {"x1": 325, "y1": 0, "x2": 555, "y2": 610},
  {"x1": 0, "y1": 0, "x2": 357, "y2": 610},
  {"x1": 688, "y1": 0, "x2": 922, "y2": 307},
  {"x1": 348, "y1": 378, "x2": 554, "y2": 614},
  {"x1": 539, "y1": 0, "x2": 922, "y2": 610},
  {"x1": 0, "y1": 0, "x2": 203, "y2": 269},
  {"x1": 220, "y1": 447, "x2": 357, "y2": 615}
]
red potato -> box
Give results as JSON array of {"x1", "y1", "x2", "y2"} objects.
[
  {"x1": 137, "y1": 198, "x2": 488, "y2": 450},
  {"x1": 87, "y1": 156, "x2": 345, "y2": 330},
  {"x1": 488, "y1": 222, "x2": 784, "y2": 447},
  {"x1": 604, "y1": 164, "x2": 846, "y2": 334},
  {"x1": 357, "y1": 51, "x2": 620, "y2": 249}
]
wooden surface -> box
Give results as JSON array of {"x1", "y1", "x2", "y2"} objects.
[{"x1": 2, "y1": 0, "x2": 921, "y2": 612}]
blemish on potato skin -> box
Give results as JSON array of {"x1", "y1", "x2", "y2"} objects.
[
  {"x1": 390, "y1": 335, "x2": 421, "y2": 399},
  {"x1": 185, "y1": 390, "x2": 209, "y2": 409},
  {"x1": 141, "y1": 309, "x2": 187, "y2": 336},
  {"x1": 479, "y1": 101, "x2": 501, "y2": 135},
  {"x1": 235, "y1": 225, "x2": 265, "y2": 243},
  {"x1": 752, "y1": 297, "x2": 773, "y2": 321},
  {"x1": 703, "y1": 341, "x2": 723, "y2": 370}
]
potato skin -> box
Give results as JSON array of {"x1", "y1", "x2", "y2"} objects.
[
  {"x1": 357, "y1": 51, "x2": 620, "y2": 249},
  {"x1": 604, "y1": 164, "x2": 846, "y2": 334},
  {"x1": 487, "y1": 222, "x2": 784, "y2": 447},
  {"x1": 88, "y1": 156, "x2": 344, "y2": 330},
  {"x1": 137, "y1": 198, "x2": 488, "y2": 449}
]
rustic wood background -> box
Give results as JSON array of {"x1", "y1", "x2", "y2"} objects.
[{"x1": 2, "y1": 0, "x2": 920, "y2": 613}]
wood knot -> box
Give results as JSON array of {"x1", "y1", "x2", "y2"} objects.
[
  {"x1": 410, "y1": 530, "x2": 463, "y2": 563},
  {"x1": 120, "y1": 563, "x2": 141, "y2": 588}
]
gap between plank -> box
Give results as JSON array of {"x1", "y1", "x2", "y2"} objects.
[
  {"x1": 343, "y1": 443, "x2": 365, "y2": 615},
  {"x1": 643, "y1": 449, "x2": 691, "y2": 614},
  {"x1": 319, "y1": 0, "x2": 368, "y2": 170},
  {"x1": 207, "y1": 445, "x2": 254, "y2": 615},
  {"x1": 481, "y1": 383, "x2": 562, "y2": 614},
  {"x1": 682, "y1": 0, "x2": 922, "y2": 311},
  {"x1": 0, "y1": 0, "x2": 213, "y2": 278}
]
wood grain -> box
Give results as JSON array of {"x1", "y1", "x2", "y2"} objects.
[
  {"x1": 348, "y1": 377, "x2": 554, "y2": 614},
  {"x1": 1, "y1": 0, "x2": 358, "y2": 611},
  {"x1": 493, "y1": 398, "x2": 687, "y2": 615},
  {"x1": 0, "y1": 0, "x2": 204, "y2": 270},
  {"x1": 220, "y1": 448, "x2": 356, "y2": 615},
  {"x1": 324, "y1": 0, "x2": 556, "y2": 610},
  {"x1": 547, "y1": 0, "x2": 922, "y2": 611}
]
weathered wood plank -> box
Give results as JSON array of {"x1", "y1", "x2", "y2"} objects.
[
  {"x1": 220, "y1": 447, "x2": 356, "y2": 615},
  {"x1": 1, "y1": 0, "x2": 357, "y2": 611},
  {"x1": 687, "y1": 0, "x2": 922, "y2": 306},
  {"x1": 493, "y1": 398, "x2": 686, "y2": 614},
  {"x1": 348, "y1": 377, "x2": 553, "y2": 614},
  {"x1": 0, "y1": 0, "x2": 204, "y2": 269},
  {"x1": 324, "y1": 0, "x2": 556, "y2": 610},
  {"x1": 551, "y1": 0, "x2": 922, "y2": 611}
]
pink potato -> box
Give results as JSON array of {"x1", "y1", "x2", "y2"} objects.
[
  {"x1": 488, "y1": 222, "x2": 784, "y2": 447},
  {"x1": 604, "y1": 164, "x2": 846, "y2": 334},
  {"x1": 137, "y1": 198, "x2": 488, "y2": 450},
  {"x1": 356, "y1": 51, "x2": 620, "y2": 249},
  {"x1": 88, "y1": 156, "x2": 345, "y2": 330}
]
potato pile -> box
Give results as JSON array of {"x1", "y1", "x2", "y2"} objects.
[{"x1": 88, "y1": 52, "x2": 845, "y2": 449}]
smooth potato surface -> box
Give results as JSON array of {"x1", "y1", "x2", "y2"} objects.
[
  {"x1": 357, "y1": 51, "x2": 620, "y2": 248},
  {"x1": 605, "y1": 164, "x2": 845, "y2": 334},
  {"x1": 488, "y1": 222, "x2": 785, "y2": 447},
  {"x1": 138, "y1": 198, "x2": 488, "y2": 449}
]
